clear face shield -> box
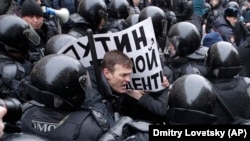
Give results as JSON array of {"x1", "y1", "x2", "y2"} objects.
[
  {"x1": 22, "y1": 80, "x2": 76, "y2": 110},
  {"x1": 79, "y1": 70, "x2": 93, "y2": 99},
  {"x1": 23, "y1": 24, "x2": 40, "y2": 46},
  {"x1": 3, "y1": 24, "x2": 40, "y2": 55},
  {"x1": 98, "y1": 9, "x2": 108, "y2": 29},
  {"x1": 161, "y1": 18, "x2": 168, "y2": 38},
  {"x1": 164, "y1": 36, "x2": 180, "y2": 58}
]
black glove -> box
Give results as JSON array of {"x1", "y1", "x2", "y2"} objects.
[{"x1": 28, "y1": 51, "x2": 42, "y2": 62}]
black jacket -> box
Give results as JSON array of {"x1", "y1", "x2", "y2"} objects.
[
  {"x1": 87, "y1": 66, "x2": 155, "y2": 140},
  {"x1": 209, "y1": 76, "x2": 250, "y2": 124}
]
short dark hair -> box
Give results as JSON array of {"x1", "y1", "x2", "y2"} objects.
[{"x1": 101, "y1": 50, "x2": 133, "y2": 73}]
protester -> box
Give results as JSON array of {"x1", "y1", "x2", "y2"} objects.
[
  {"x1": 87, "y1": 50, "x2": 169, "y2": 139},
  {"x1": 2, "y1": 1, "x2": 250, "y2": 140},
  {"x1": 21, "y1": 0, "x2": 59, "y2": 63}
]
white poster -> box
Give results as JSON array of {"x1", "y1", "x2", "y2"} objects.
[{"x1": 58, "y1": 18, "x2": 164, "y2": 92}]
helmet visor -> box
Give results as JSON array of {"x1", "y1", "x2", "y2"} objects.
[
  {"x1": 79, "y1": 71, "x2": 92, "y2": 96},
  {"x1": 165, "y1": 36, "x2": 180, "y2": 57},
  {"x1": 23, "y1": 25, "x2": 40, "y2": 46}
]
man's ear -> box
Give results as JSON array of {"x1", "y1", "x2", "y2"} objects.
[{"x1": 103, "y1": 68, "x2": 111, "y2": 79}]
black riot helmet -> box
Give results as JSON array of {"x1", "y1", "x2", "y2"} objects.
[
  {"x1": 77, "y1": 0, "x2": 108, "y2": 29},
  {"x1": 139, "y1": 6, "x2": 166, "y2": 38},
  {"x1": 0, "y1": 15, "x2": 40, "y2": 55},
  {"x1": 168, "y1": 74, "x2": 216, "y2": 114},
  {"x1": 167, "y1": 21, "x2": 201, "y2": 58},
  {"x1": 28, "y1": 54, "x2": 91, "y2": 111},
  {"x1": 45, "y1": 34, "x2": 76, "y2": 55},
  {"x1": 125, "y1": 14, "x2": 139, "y2": 26},
  {"x1": 205, "y1": 41, "x2": 242, "y2": 78},
  {"x1": 226, "y1": 1, "x2": 240, "y2": 9},
  {"x1": 165, "y1": 10, "x2": 177, "y2": 28},
  {"x1": 108, "y1": 0, "x2": 129, "y2": 19}
]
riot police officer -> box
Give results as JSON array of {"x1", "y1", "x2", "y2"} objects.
[
  {"x1": 0, "y1": 14, "x2": 40, "y2": 102},
  {"x1": 20, "y1": 54, "x2": 111, "y2": 141},
  {"x1": 205, "y1": 41, "x2": 250, "y2": 124},
  {"x1": 68, "y1": 0, "x2": 108, "y2": 38},
  {"x1": 167, "y1": 74, "x2": 218, "y2": 124},
  {"x1": 44, "y1": 34, "x2": 77, "y2": 55},
  {"x1": 164, "y1": 21, "x2": 207, "y2": 83},
  {"x1": 138, "y1": 6, "x2": 167, "y2": 52},
  {"x1": 105, "y1": 0, "x2": 130, "y2": 33}
]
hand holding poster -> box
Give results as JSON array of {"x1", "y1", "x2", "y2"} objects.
[{"x1": 58, "y1": 18, "x2": 165, "y2": 92}]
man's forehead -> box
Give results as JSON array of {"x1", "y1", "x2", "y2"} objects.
[{"x1": 113, "y1": 64, "x2": 133, "y2": 71}]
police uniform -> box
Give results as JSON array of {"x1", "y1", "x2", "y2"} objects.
[
  {"x1": 211, "y1": 77, "x2": 250, "y2": 124},
  {"x1": 19, "y1": 54, "x2": 111, "y2": 141},
  {"x1": 21, "y1": 101, "x2": 109, "y2": 141}
]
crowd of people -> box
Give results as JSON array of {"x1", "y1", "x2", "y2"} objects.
[{"x1": 0, "y1": 0, "x2": 250, "y2": 140}]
